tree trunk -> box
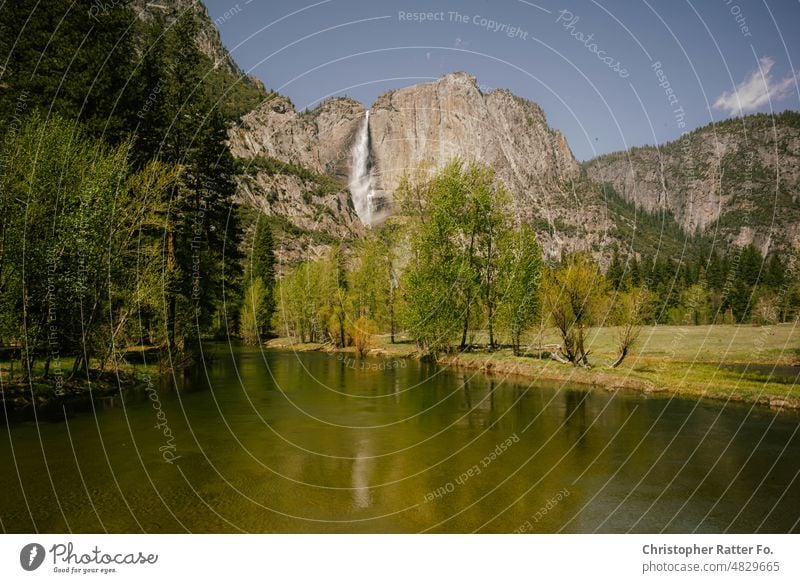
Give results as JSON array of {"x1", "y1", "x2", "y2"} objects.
[
  {"x1": 611, "y1": 345, "x2": 628, "y2": 368},
  {"x1": 460, "y1": 231, "x2": 476, "y2": 351},
  {"x1": 389, "y1": 291, "x2": 395, "y2": 344},
  {"x1": 71, "y1": 353, "x2": 84, "y2": 377},
  {"x1": 486, "y1": 234, "x2": 494, "y2": 350},
  {"x1": 576, "y1": 327, "x2": 590, "y2": 367},
  {"x1": 166, "y1": 229, "x2": 177, "y2": 354},
  {"x1": 460, "y1": 304, "x2": 471, "y2": 351},
  {"x1": 42, "y1": 355, "x2": 51, "y2": 379},
  {"x1": 21, "y1": 347, "x2": 32, "y2": 382},
  {"x1": 487, "y1": 302, "x2": 494, "y2": 350},
  {"x1": 515, "y1": 326, "x2": 525, "y2": 357}
]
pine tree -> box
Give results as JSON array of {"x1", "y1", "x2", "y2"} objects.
[
  {"x1": 0, "y1": 1, "x2": 138, "y2": 141},
  {"x1": 130, "y1": 11, "x2": 242, "y2": 350},
  {"x1": 246, "y1": 219, "x2": 276, "y2": 333},
  {"x1": 607, "y1": 245, "x2": 625, "y2": 290}
]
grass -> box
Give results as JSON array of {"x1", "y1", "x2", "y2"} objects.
[
  {"x1": 540, "y1": 323, "x2": 799, "y2": 365},
  {"x1": 0, "y1": 359, "x2": 151, "y2": 419},
  {"x1": 448, "y1": 323, "x2": 800, "y2": 410}
]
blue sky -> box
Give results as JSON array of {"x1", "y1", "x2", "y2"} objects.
[{"x1": 205, "y1": 0, "x2": 800, "y2": 160}]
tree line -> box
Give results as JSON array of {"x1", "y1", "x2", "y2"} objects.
[
  {"x1": 269, "y1": 160, "x2": 800, "y2": 367},
  {"x1": 606, "y1": 240, "x2": 799, "y2": 326}
]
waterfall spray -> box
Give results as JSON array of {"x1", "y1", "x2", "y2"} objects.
[{"x1": 349, "y1": 110, "x2": 374, "y2": 226}]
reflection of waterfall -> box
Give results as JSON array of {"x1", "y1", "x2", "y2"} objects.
[
  {"x1": 349, "y1": 110, "x2": 375, "y2": 226},
  {"x1": 352, "y1": 443, "x2": 372, "y2": 509}
]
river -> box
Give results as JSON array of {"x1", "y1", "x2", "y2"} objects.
[{"x1": 1, "y1": 344, "x2": 798, "y2": 533}]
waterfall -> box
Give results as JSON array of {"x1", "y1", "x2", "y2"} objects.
[{"x1": 349, "y1": 110, "x2": 375, "y2": 226}]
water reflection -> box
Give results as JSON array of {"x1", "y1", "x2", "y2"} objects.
[
  {"x1": 352, "y1": 442, "x2": 372, "y2": 509},
  {"x1": 563, "y1": 389, "x2": 589, "y2": 445},
  {"x1": 0, "y1": 345, "x2": 798, "y2": 533}
]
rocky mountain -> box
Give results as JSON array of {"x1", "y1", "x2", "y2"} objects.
[
  {"x1": 130, "y1": 0, "x2": 269, "y2": 121},
  {"x1": 130, "y1": 0, "x2": 242, "y2": 78},
  {"x1": 167, "y1": 2, "x2": 798, "y2": 265},
  {"x1": 584, "y1": 112, "x2": 800, "y2": 255},
  {"x1": 230, "y1": 72, "x2": 617, "y2": 263},
  {"x1": 228, "y1": 95, "x2": 368, "y2": 267},
  {"x1": 367, "y1": 72, "x2": 579, "y2": 204}
]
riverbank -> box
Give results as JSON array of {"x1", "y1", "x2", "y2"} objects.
[
  {"x1": 442, "y1": 352, "x2": 800, "y2": 410},
  {"x1": 0, "y1": 369, "x2": 150, "y2": 423},
  {"x1": 268, "y1": 323, "x2": 800, "y2": 410},
  {"x1": 266, "y1": 336, "x2": 420, "y2": 359}
]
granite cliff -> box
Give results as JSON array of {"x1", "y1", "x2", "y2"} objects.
[
  {"x1": 230, "y1": 73, "x2": 615, "y2": 262},
  {"x1": 145, "y1": 1, "x2": 798, "y2": 265},
  {"x1": 584, "y1": 112, "x2": 800, "y2": 255}
]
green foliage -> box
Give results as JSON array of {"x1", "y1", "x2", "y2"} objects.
[
  {"x1": 0, "y1": 4, "x2": 258, "y2": 356},
  {"x1": 604, "y1": 226, "x2": 797, "y2": 325},
  {"x1": 238, "y1": 155, "x2": 342, "y2": 197},
  {"x1": 610, "y1": 286, "x2": 653, "y2": 367},
  {"x1": 239, "y1": 155, "x2": 317, "y2": 181},
  {"x1": 348, "y1": 236, "x2": 393, "y2": 329},
  {"x1": 205, "y1": 69, "x2": 274, "y2": 121},
  {"x1": 239, "y1": 218, "x2": 276, "y2": 340},
  {"x1": 240, "y1": 277, "x2": 270, "y2": 345},
  {"x1": 0, "y1": 114, "x2": 177, "y2": 376},
  {"x1": 273, "y1": 248, "x2": 347, "y2": 345},
  {"x1": 396, "y1": 160, "x2": 518, "y2": 356},
  {"x1": 132, "y1": 10, "x2": 243, "y2": 349},
  {"x1": 542, "y1": 253, "x2": 608, "y2": 366},
  {"x1": 250, "y1": 220, "x2": 276, "y2": 285},
  {"x1": 0, "y1": 0, "x2": 138, "y2": 141},
  {"x1": 495, "y1": 225, "x2": 543, "y2": 355},
  {"x1": 669, "y1": 284, "x2": 712, "y2": 325},
  {"x1": 349, "y1": 316, "x2": 378, "y2": 358},
  {"x1": 600, "y1": 182, "x2": 706, "y2": 261}
]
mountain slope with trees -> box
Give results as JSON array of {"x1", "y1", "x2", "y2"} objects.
[{"x1": 584, "y1": 112, "x2": 800, "y2": 256}]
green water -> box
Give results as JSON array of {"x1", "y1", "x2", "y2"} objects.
[{"x1": 1, "y1": 344, "x2": 799, "y2": 533}]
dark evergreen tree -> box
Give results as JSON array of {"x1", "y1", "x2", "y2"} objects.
[
  {"x1": 251, "y1": 220, "x2": 276, "y2": 285},
  {"x1": 706, "y1": 251, "x2": 726, "y2": 290},
  {"x1": 607, "y1": 246, "x2": 625, "y2": 290},
  {"x1": 0, "y1": 0, "x2": 138, "y2": 141},
  {"x1": 127, "y1": 11, "x2": 243, "y2": 349},
  {"x1": 248, "y1": 218, "x2": 276, "y2": 326},
  {"x1": 764, "y1": 254, "x2": 787, "y2": 289}
]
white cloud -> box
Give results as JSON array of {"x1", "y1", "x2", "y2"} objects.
[{"x1": 713, "y1": 56, "x2": 799, "y2": 116}]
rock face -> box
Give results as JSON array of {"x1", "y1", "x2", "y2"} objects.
[
  {"x1": 234, "y1": 167, "x2": 364, "y2": 269},
  {"x1": 368, "y1": 72, "x2": 579, "y2": 205},
  {"x1": 230, "y1": 95, "x2": 366, "y2": 179},
  {"x1": 230, "y1": 72, "x2": 615, "y2": 260},
  {"x1": 584, "y1": 112, "x2": 800, "y2": 255},
  {"x1": 229, "y1": 96, "x2": 368, "y2": 267}
]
